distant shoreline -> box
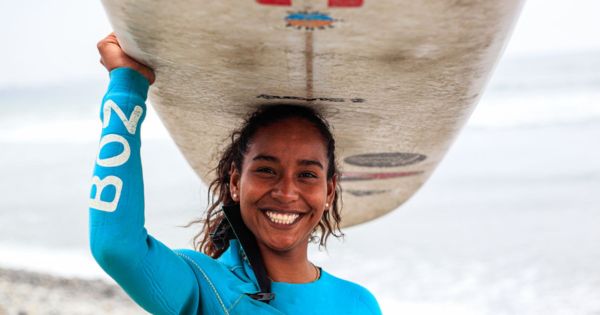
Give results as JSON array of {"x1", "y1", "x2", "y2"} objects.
[{"x1": 0, "y1": 267, "x2": 145, "y2": 315}]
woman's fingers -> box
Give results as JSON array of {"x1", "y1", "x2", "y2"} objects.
[{"x1": 97, "y1": 32, "x2": 156, "y2": 85}]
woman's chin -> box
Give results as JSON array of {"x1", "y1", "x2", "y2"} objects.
[
  {"x1": 252, "y1": 213, "x2": 309, "y2": 252},
  {"x1": 261, "y1": 234, "x2": 306, "y2": 253}
]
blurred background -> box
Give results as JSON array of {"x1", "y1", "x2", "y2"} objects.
[{"x1": 1, "y1": 0, "x2": 599, "y2": 314}]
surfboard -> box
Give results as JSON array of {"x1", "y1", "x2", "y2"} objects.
[{"x1": 100, "y1": 0, "x2": 523, "y2": 227}]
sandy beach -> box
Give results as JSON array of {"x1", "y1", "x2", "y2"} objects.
[{"x1": 0, "y1": 267, "x2": 145, "y2": 315}]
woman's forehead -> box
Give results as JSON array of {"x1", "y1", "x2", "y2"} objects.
[
  {"x1": 245, "y1": 118, "x2": 328, "y2": 163},
  {"x1": 253, "y1": 118, "x2": 325, "y2": 143}
]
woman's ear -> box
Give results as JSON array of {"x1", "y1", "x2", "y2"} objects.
[
  {"x1": 229, "y1": 163, "x2": 240, "y2": 202},
  {"x1": 326, "y1": 174, "x2": 337, "y2": 211}
]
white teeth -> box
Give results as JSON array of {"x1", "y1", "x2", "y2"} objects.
[{"x1": 265, "y1": 210, "x2": 300, "y2": 225}]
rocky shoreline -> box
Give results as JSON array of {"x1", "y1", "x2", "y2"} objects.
[{"x1": 0, "y1": 267, "x2": 145, "y2": 315}]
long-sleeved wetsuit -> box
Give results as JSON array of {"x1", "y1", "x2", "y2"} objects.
[{"x1": 88, "y1": 67, "x2": 382, "y2": 315}]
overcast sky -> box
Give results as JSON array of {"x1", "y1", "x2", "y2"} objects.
[{"x1": 1, "y1": 0, "x2": 599, "y2": 88}]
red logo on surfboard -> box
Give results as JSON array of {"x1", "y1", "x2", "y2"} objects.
[{"x1": 257, "y1": 0, "x2": 363, "y2": 7}]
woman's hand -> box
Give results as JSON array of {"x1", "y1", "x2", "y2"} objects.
[{"x1": 97, "y1": 32, "x2": 156, "y2": 85}]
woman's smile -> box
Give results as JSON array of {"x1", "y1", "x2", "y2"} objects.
[{"x1": 262, "y1": 209, "x2": 303, "y2": 226}]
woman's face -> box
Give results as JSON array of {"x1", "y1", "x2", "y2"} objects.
[{"x1": 229, "y1": 117, "x2": 336, "y2": 254}]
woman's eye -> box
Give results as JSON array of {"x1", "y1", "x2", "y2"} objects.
[
  {"x1": 256, "y1": 167, "x2": 275, "y2": 174},
  {"x1": 300, "y1": 172, "x2": 318, "y2": 179}
]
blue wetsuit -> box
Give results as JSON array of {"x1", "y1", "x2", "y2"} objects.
[{"x1": 88, "y1": 67, "x2": 382, "y2": 315}]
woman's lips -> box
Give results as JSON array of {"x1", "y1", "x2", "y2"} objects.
[{"x1": 261, "y1": 208, "x2": 305, "y2": 226}]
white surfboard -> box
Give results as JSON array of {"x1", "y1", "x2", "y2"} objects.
[{"x1": 101, "y1": 0, "x2": 523, "y2": 227}]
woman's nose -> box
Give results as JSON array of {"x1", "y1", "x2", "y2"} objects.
[{"x1": 271, "y1": 175, "x2": 299, "y2": 202}]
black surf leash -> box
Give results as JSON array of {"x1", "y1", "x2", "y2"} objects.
[{"x1": 211, "y1": 204, "x2": 275, "y2": 303}]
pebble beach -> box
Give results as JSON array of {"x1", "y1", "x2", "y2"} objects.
[{"x1": 0, "y1": 267, "x2": 144, "y2": 315}]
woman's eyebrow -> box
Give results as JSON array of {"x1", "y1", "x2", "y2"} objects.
[
  {"x1": 252, "y1": 154, "x2": 278, "y2": 162},
  {"x1": 298, "y1": 159, "x2": 323, "y2": 169},
  {"x1": 252, "y1": 154, "x2": 323, "y2": 169}
]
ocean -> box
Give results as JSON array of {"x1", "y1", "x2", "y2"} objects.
[{"x1": 1, "y1": 51, "x2": 599, "y2": 314}]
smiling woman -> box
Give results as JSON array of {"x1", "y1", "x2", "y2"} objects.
[
  {"x1": 192, "y1": 105, "x2": 342, "y2": 285},
  {"x1": 89, "y1": 33, "x2": 381, "y2": 314}
]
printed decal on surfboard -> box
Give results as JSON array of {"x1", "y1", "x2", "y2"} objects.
[
  {"x1": 257, "y1": 94, "x2": 365, "y2": 103},
  {"x1": 286, "y1": 11, "x2": 338, "y2": 30},
  {"x1": 340, "y1": 171, "x2": 423, "y2": 182},
  {"x1": 344, "y1": 152, "x2": 427, "y2": 168},
  {"x1": 257, "y1": 0, "x2": 363, "y2": 30},
  {"x1": 257, "y1": 0, "x2": 363, "y2": 7},
  {"x1": 346, "y1": 190, "x2": 389, "y2": 197}
]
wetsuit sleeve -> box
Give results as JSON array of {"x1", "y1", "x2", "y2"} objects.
[{"x1": 88, "y1": 67, "x2": 200, "y2": 314}]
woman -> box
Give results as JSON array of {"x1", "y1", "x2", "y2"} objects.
[{"x1": 90, "y1": 32, "x2": 382, "y2": 314}]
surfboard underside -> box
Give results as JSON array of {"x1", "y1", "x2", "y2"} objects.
[{"x1": 101, "y1": 0, "x2": 523, "y2": 227}]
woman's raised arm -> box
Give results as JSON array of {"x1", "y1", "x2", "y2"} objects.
[{"x1": 89, "y1": 33, "x2": 199, "y2": 314}]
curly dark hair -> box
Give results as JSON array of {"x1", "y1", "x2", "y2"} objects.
[{"x1": 186, "y1": 104, "x2": 344, "y2": 258}]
